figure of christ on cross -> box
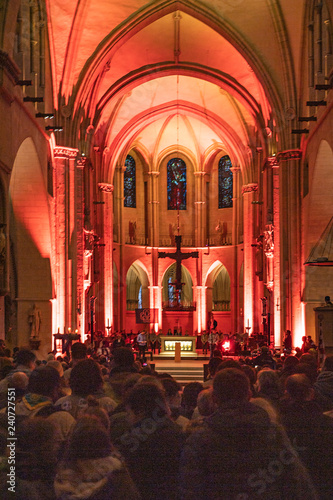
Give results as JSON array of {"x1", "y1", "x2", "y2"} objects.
[{"x1": 158, "y1": 235, "x2": 199, "y2": 306}]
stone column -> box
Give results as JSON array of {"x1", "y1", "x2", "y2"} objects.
[
  {"x1": 149, "y1": 284, "x2": 161, "y2": 332},
  {"x1": 73, "y1": 155, "x2": 86, "y2": 339},
  {"x1": 230, "y1": 166, "x2": 241, "y2": 333},
  {"x1": 53, "y1": 147, "x2": 78, "y2": 333},
  {"x1": 98, "y1": 182, "x2": 114, "y2": 333},
  {"x1": 271, "y1": 159, "x2": 281, "y2": 347},
  {"x1": 194, "y1": 171, "x2": 206, "y2": 247},
  {"x1": 278, "y1": 150, "x2": 302, "y2": 347},
  {"x1": 147, "y1": 171, "x2": 160, "y2": 247},
  {"x1": 242, "y1": 183, "x2": 258, "y2": 334},
  {"x1": 195, "y1": 284, "x2": 207, "y2": 333}
]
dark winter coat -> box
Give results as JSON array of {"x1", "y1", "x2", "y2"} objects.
[{"x1": 180, "y1": 400, "x2": 318, "y2": 500}]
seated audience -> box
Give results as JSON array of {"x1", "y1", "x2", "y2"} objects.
[
  {"x1": 119, "y1": 382, "x2": 185, "y2": 499},
  {"x1": 56, "y1": 358, "x2": 116, "y2": 418},
  {"x1": 55, "y1": 418, "x2": 140, "y2": 499},
  {"x1": 180, "y1": 368, "x2": 318, "y2": 499},
  {"x1": 314, "y1": 355, "x2": 333, "y2": 409},
  {"x1": 160, "y1": 377, "x2": 189, "y2": 431},
  {"x1": 281, "y1": 373, "x2": 333, "y2": 499}
]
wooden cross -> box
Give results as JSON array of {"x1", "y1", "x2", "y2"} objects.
[{"x1": 158, "y1": 235, "x2": 199, "y2": 302}]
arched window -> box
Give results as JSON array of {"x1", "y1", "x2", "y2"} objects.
[
  {"x1": 218, "y1": 155, "x2": 233, "y2": 209},
  {"x1": 167, "y1": 158, "x2": 186, "y2": 210},
  {"x1": 124, "y1": 155, "x2": 136, "y2": 208}
]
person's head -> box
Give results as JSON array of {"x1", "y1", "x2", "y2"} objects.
[
  {"x1": 160, "y1": 377, "x2": 182, "y2": 409},
  {"x1": 66, "y1": 419, "x2": 112, "y2": 460},
  {"x1": 256, "y1": 368, "x2": 281, "y2": 394},
  {"x1": 216, "y1": 359, "x2": 242, "y2": 372},
  {"x1": 70, "y1": 342, "x2": 87, "y2": 363},
  {"x1": 294, "y1": 362, "x2": 318, "y2": 384},
  {"x1": 70, "y1": 358, "x2": 103, "y2": 396},
  {"x1": 28, "y1": 365, "x2": 61, "y2": 401},
  {"x1": 250, "y1": 397, "x2": 279, "y2": 425},
  {"x1": 283, "y1": 355, "x2": 299, "y2": 369},
  {"x1": 207, "y1": 357, "x2": 223, "y2": 378},
  {"x1": 285, "y1": 374, "x2": 314, "y2": 402},
  {"x1": 240, "y1": 364, "x2": 257, "y2": 387},
  {"x1": 213, "y1": 368, "x2": 251, "y2": 406},
  {"x1": 181, "y1": 382, "x2": 204, "y2": 409},
  {"x1": 112, "y1": 347, "x2": 135, "y2": 367},
  {"x1": 80, "y1": 397, "x2": 110, "y2": 432},
  {"x1": 125, "y1": 382, "x2": 168, "y2": 421},
  {"x1": 15, "y1": 349, "x2": 36, "y2": 370},
  {"x1": 323, "y1": 355, "x2": 333, "y2": 372},
  {"x1": 10, "y1": 372, "x2": 29, "y2": 393},
  {"x1": 300, "y1": 353, "x2": 317, "y2": 366},
  {"x1": 197, "y1": 388, "x2": 216, "y2": 416},
  {"x1": 46, "y1": 360, "x2": 64, "y2": 378}
]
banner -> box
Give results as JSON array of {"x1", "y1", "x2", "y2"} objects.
[{"x1": 135, "y1": 308, "x2": 159, "y2": 323}]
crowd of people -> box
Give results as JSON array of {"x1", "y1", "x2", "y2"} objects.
[{"x1": 0, "y1": 338, "x2": 332, "y2": 499}]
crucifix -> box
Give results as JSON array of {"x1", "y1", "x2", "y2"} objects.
[{"x1": 158, "y1": 188, "x2": 199, "y2": 305}]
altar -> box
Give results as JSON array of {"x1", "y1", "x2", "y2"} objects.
[{"x1": 159, "y1": 335, "x2": 198, "y2": 358}]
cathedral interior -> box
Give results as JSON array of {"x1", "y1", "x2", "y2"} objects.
[{"x1": 0, "y1": 0, "x2": 333, "y2": 356}]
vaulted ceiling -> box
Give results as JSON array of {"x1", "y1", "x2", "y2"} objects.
[{"x1": 45, "y1": 0, "x2": 303, "y2": 173}]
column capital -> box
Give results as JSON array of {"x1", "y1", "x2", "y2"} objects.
[
  {"x1": 75, "y1": 156, "x2": 88, "y2": 168},
  {"x1": 147, "y1": 171, "x2": 160, "y2": 176},
  {"x1": 276, "y1": 149, "x2": 302, "y2": 162},
  {"x1": 230, "y1": 166, "x2": 241, "y2": 174},
  {"x1": 53, "y1": 146, "x2": 78, "y2": 159},
  {"x1": 194, "y1": 171, "x2": 206, "y2": 176},
  {"x1": 98, "y1": 182, "x2": 114, "y2": 193},
  {"x1": 242, "y1": 183, "x2": 258, "y2": 194}
]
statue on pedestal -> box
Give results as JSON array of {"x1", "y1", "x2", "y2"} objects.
[{"x1": 28, "y1": 303, "x2": 42, "y2": 339}]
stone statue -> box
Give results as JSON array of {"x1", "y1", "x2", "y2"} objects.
[
  {"x1": 129, "y1": 221, "x2": 136, "y2": 244},
  {"x1": 28, "y1": 303, "x2": 42, "y2": 338}
]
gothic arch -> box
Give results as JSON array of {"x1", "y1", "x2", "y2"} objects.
[
  {"x1": 205, "y1": 261, "x2": 231, "y2": 312},
  {"x1": 9, "y1": 137, "x2": 52, "y2": 345},
  {"x1": 161, "y1": 263, "x2": 193, "y2": 306},
  {"x1": 303, "y1": 141, "x2": 333, "y2": 324},
  {"x1": 126, "y1": 261, "x2": 150, "y2": 310}
]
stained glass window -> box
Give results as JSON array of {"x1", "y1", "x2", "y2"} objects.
[
  {"x1": 167, "y1": 158, "x2": 186, "y2": 210},
  {"x1": 218, "y1": 155, "x2": 233, "y2": 208},
  {"x1": 124, "y1": 155, "x2": 136, "y2": 208}
]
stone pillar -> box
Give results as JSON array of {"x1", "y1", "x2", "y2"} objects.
[
  {"x1": 147, "y1": 171, "x2": 160, "y2": 247},
  {"x1": 278, "y1": 150, "x2": 302, "y2": 347},
  {"x1": 272, "y1": 160, "x2": 281, "y2": 347},
  {"x1": 113, "y1": 161, "x2": 125, "y2": 330},
  {"x1": 242, "y1": 183, "x2": 258, "y2": 334},
  {"x1": 73, "y1": 156, "x2": 86, "y2": 339},
  {"x1": 195, "y1": 284, "x2": 207, "y2": 333},
  {"x1": 53, "y1": 147, "x2": 78, "y2": 333},
  {"x1": 98, "y1": 182, "x2": 114, "y2": 333},
  {"x1": 230, "y1": 166, "x2": 241, "y2": 333},
  {"x1": 194, "y1": 171, "x2": 206, "y2": 247},
  {"x1": 149, "y1": 284, "x2": 161, "y2": 332}
]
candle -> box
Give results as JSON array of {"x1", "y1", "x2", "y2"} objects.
[
  {"x1": 68, "y1": 327, "x2": 71, "y2": 333},
  {"x1": 57, "y1": 327, "x2": 60, "y2": 334}
]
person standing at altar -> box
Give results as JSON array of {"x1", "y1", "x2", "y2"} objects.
[
  {"x1": 208, "y1": 330, "x2": 219, "y2": 358},
  {"x1": 136, "y1": 330, "x2": 147, "y2": 361},
  {"x1": 201, "y1": 331, "x2": 209, "y2": 355}
]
